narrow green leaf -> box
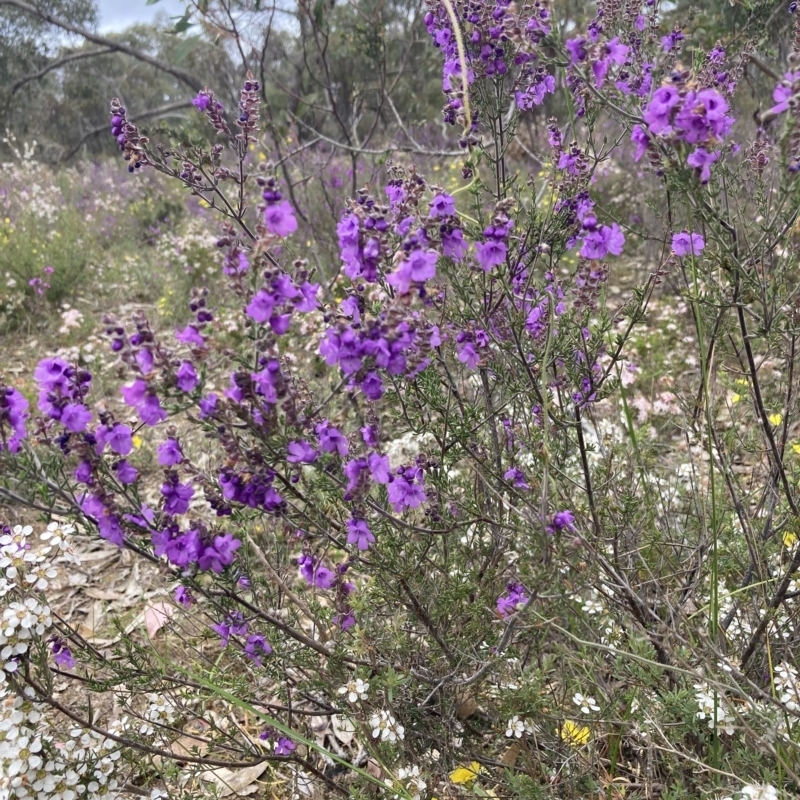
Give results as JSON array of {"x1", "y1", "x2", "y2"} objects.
[
  {"x1": 313, "y1": 0, "x2": 325, "y2": 27},
  {"x1": 172, "y1": 34, "x2": 201, "y2": 64}
]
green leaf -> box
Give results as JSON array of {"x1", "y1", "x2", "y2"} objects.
[
  {"x1": 197, "y1": 0, "x2": 208, "y2": 12},
  {"x1": 172, "y1": 34, "x2": 201, "y2": 64},
  {"x1": 313, "y1": 0, "x2": 325, "y2": 27},
  {"x1": 145, "y1": 0, "x2": 161, "y2": 5},
  {"x1": 172, "y1": 12, "x2": 193, "y2": 35}
]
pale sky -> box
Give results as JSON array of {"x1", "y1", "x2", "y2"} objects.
[{"x1": 95, "y1": 0, "x2": 187, "y2": 32}]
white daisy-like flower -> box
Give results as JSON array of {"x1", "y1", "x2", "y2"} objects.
[
  {"x1": 370, "y1": 710, "x2": 404, "y2": 742},
  {"x1": 572, "y1": 693, "x2": 600, "y2": 714},
  {"x1": 337, "y1": 678, "x2": 369, "y2": 703},
  {"x1": 505, "y1": 715, "x2": 525, "y2": 738}
]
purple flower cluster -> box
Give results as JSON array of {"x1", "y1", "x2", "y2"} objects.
[
  {"x1": 35, "y1": 358, "x2": 93, "y2": 433},
  {"x1": 497, "y1": 582, "x2": 529, "y2": 618},
  {"x1": 161, "y1": 528, "x2": 232, "y2": 571},
  {"x1": 424, "y1": 0, "x2": 555, "y2": 133},
  {"x1": 0, "y1": 386, "x2": 29, "y2": 453},
  {"x1": 387, "y1": 465, "x2": 427, "y2": 512},
  {"x1": 245, "y1": 267, "x2": 319, "y2": 337},
  {"x1": 634, "y1": 85, "x2": 733, "y2": 184},
  {"x1": 456, "y1": 327, "x2": 489, "y2": 370},
  {"x1": 109, "y1": 99, "x2": 147, "y2": 172},
  {"x1": 191, "y1": 89, "x2": 231, "y2": 137},
  {"x1": 260, "y1": 176, "x2": 298, "y2": 238},
  {"x1": 212, "y1": 612, "x2": 272, "y2": 664}
]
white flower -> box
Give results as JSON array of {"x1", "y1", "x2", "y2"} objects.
[
  {"x1": 572, "y1": 693, "x2": 600, "y2": 714},
  {"x1": 505, "y1": 715, "x2": 525, "y2": 738},
  {"x1": 722, "y1": 784, "x2": 780, "y2": 800},
  {"x1": 337, "y1": 678, "x2": 369, "y2": 703},
  {"x1": 370, "y1": 710, "x2": 404, "y2": 742}
]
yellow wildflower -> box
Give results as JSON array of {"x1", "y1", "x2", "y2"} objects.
[
  {"x1": 560, "y1": 720, "x2": 590, "y2": 747},
  {"x1": 769, "y1": 413, "x2": 783, "y2": 427},
  {"x1": 784, "y1": 531, "x2": 798, "y2": 548},
  {"x1": 132, "y1": 435, "x2": 143, "y2": 450},
  {"x1": 792, "y1": 443, "x2": 800, "y2": 455},
  {"x1": 731, "y1": 393, "x2": 741, "y2": 404},
  {"x1": 449, "y1": 761, "x2": 482, "y2": 784}
]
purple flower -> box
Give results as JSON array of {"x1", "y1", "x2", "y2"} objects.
[
  {"x1": 34, "y1": 358, "x2": 70, "y2": 392},
  {"x1": 442, "y1": 228, "x2": 468, "y2": 260},
  {"x1": 274, "y1": 736, "x2": 296, "y2": 756},
  {"x1": 497, "y1": 582, "x2": 529, "y2": 618},
  {"x1": 161, "y1": 478, "x2": 194, "y2": 516},
  {"x1": 192, "y1": 92, "x2": 211, "y2": 111},
  {"x1": 565, "y1": 37, "x2": 588, "y2": 64},
  {"x1": 642, "y1": 86, "x2": 681, "y2": 134},
  {"x1": 115, "y1": 460, "x2": 139, "y2": 485},
  {"x1": 163, "y1": 529, "x2": 202, "y2": 567},
  {"x1": 121, "y1": 379, "x2": 166, "y2": 426},
  {"x1": 550, "y1": 509, "x2": 576, "y2": 533},
  {"x1": 686, "y1": 147, "x2": 719, "y2": 184},
  {"x1": 198, "y1": 393, "x2": 219, "y2": 419},
  {"x1": 60, "y1": 403, "x2": 92, "y2": 433},
  {"x1": 287, "y1": 440, "x2": 318, "y2": 463},
  {"x1": 175, "y1": 586, "x2": 194, "y2": 607},
  {"x1": 298, "y1": 554, "x2": 337, "y2": 589},
  {"x1": 51, "y1": 638, "x2": 75, "y2": 669},
  {"x1": 474, "y1": 240, "x2": 507, "y2": 272},
  {"x1": 316, "y1": 421, "x2": 349, "y2": 456},
  {"x1": 346, "y1": 518, "x2": 375, "y2": 551},
  {"x1": 768, "y1": 71, "x2": 800, "y2": 115},
  {"x1": 335, "y1": 611, "x2": 356, "y2": 630},
  {"x1": 213, "y1": 612, "x2": 247, "y2": 646},
  {"x1": 671, "y1": 231, "x2": 705, "y2": 257},
  {"x1": 101, "y1": 423, "x2": 133, "y2": 456},
  {"x1": 503, "y1": 468, "x2": 529, "y2": 490},
  {"x1": 631, "y1": 124, "x2": 650, "y2": 162},
  {"x1": 387, "y1": 249, "x2": 438, "y2": 294},
  {"x1": 661, "y1": 29, "x2": 684, "y2": 53},
  {"x1": 387, "y1": 467, "x2": 426, "y2": 512},
  {"x1": 368, "y1": 452, "x2": 391, "y2": 484},
  {"x1": 175, "y1": 324, "x2": 206, "y2": 349},
  {"x1": 198, "y1": 533, "x2": 241, "y2": 573},
  {"x1": 0, "y1": 386, "x2": 29, "y2": 453},
  {"x1": 245, "y1": 289, "x2": 275, "y2": 324},
  {"x1": 244, "y1": 633, "x2": 272, "y2": 665},
  {"x1": 580, "y1": 224, "x2": 625, "y2": 260},
  {"x1": 457, "y1": 342, "x2": 481, "y2": 370},
  {"x1": 264, "y1": 200, "x2": 298, "y2": 237},
  {"x1": 74, "y1": 460, "x2": 93, "y2": 484},
  {"x1": 158, "y1": 439, "x2": 183, "y2": 466},
  {"x1": 429, "y1": 192, "x2": 456, "y2": 218},
  {"x1": 176, "y1": 360, "x2": 199, "y2": 392}
]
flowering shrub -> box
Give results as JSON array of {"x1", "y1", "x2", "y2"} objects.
[{"x1": 4, "y1": 2, "x2": 800, "y2": 799}]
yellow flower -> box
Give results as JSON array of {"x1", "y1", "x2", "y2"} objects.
[
  {"x1": 731, "y1": 393, "x2": 741, "y2": 404},
  {"x1": 735, "y1": 378, "x2": 749, "y2": 386},
  {"x1": 792, "y1": 443, "x2": 800, "y2": 455},
  {"x1": 769, "y1": 413, "x2": 783, "y2": 427},
  {"x1": 560, "y1": 720, "x2": 590, "y2": 747},
  {"x1": 198, "y1": 198, "x2": 211, "y2": 209},
  {"x1": 132, "y1": 435, "x2": 143, "y2": 450},
  {"x1": 784, "y1": 531, "x2": 798, "y2": 548},
  {"x1": 449, "y1": 761, "x2": 482, "y2": 785}
]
